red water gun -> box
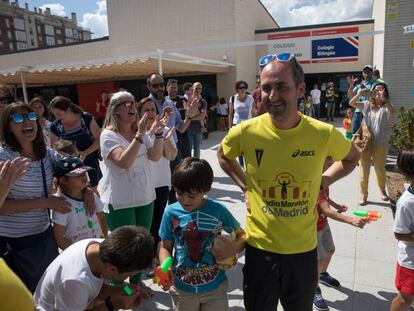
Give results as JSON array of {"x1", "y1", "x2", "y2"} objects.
[
  {"x1": 153, "y1": 257, "x2": 173, "y2": 288},
  {"x1": 353, "y1": 210, "x2": 382, "y2": 222}
]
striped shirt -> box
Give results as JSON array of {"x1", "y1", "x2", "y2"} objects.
[{"x1": 0, "y1": 146, "x2": 55, "y2": 237}]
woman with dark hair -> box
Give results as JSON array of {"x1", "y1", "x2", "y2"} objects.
[
  {"x1": 0, "y1": 102, "x2": 71, "y2": 292},
  {"x1": 29, "y1": 97, "x2": 51, "y2": 146},
  {"x1": 349, "y1": 81, "x2": 396, "y2": 205},
  {"x1": 228, "y1": 80, "x2": 255, "y2": 167},
  {"x1": 49, "y1": 96, "x2": 102, "y2": 187},
  {"x1": 0, "y1": 85, "x2": 15, "y2": 115}
]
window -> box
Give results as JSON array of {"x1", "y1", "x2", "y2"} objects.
[
  {"x1": 7, "y1": 31, "x2": 12, "y2": 40},
  {"x1": 29, "y1": 28, "x2": 33, "y2": 35},
  {"x1": 73, "y1": 29, "x2": 78, "y2": 38},
  {"x1": 30, "y1": 39, "x2": 34, "y2": 46},
  {"x1": 9, "y1": 42, "x2": 13, "y2": 51},
  {"x1": 65, "y1": 27, "x2": 73, "y2": 38},
  {"x1": 37, "y1": 25, "x2": 41, "y2": 33},
  {"x1": 66, "y1": 38, "x2": 73, "y2": 43},
  {"x1": 45, "y1": 25, "x2": 54, "y2": 36},
  {"x1": 0, "y1": 41, "x2": 3, "y2": 47},
  {"x1": 57, "y1": 39, "x2": 62, "y2": 45},
  {"x1": 17, "y1": 42, "x2": 28, "y2": 50},
  {"x1": 56, "y1": 28, "x2": 62, "y2": 35},
  {"x1": 5, "y1": 19, "x2": 10, "y2": 28},
  {"x1": 46, "y1": 36, "x2": 55, "y2": 46},
  {"x1": 13, "y1": 18, "x2": 25, "y2": 30},
  {"x1": 15, "y1": 30, "x2": 27, "y2": 42}
]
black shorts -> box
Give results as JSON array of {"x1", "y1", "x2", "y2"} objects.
[{"x1": 243, "y1": 243, "x2": 317, "y2": 311}]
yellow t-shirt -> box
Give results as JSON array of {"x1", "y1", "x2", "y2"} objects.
[
  {"x1": 0, "y1": 258, "x2": 35, "y2": 311},
  {"x1": 221, "y1": 113, "x2": 351, "y2": 254}
]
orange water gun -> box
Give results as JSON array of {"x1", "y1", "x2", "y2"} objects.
[
  {"x1": 353, "y1": 210, "x2": 382, "y2": 222},
  {"x1": 153, "y1": 257, "x2": 173, "y2": 288}
]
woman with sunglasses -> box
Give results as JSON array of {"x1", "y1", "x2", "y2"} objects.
[
  {"x1": 136, "y1": 97, "x2": 176, "y2": 259},
  {"x1": 349, "y1": 81, "x2": 395, "y2": 205},
  {"x1": 49, "y1": 96, "x2": 102, "y2": 187},
  {"x1": 228, "y1": 80, "x2": 255, "y2": 167},
  {"x1": 98, "y1": 91, "x2": 164, "y2": 286},
  {"x1": 0, "y1": 102, "x2": 72, "y2": 292},
  {"x1": 29, "y1": 97, "x2": 51, "y2": 146}
]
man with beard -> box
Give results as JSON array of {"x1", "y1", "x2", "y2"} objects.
[
  {"x1": 166, "y1": 79, "x2": 191, "y2": 159},
  {"x1": 217, "y1": 53, "x2": 360, "y2": 311},
  {"x1": 147, "y1": 73, "x2": 196, "y2": 204}
]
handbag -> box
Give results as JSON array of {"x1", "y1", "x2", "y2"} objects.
[
  {"x1": 352, "y1": 124, "x2": 372, "y2": 152},
  {"x1": 0, "y1": 159, "x2": 58, "y2": 292}
]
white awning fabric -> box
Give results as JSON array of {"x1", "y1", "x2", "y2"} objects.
[{"x1": 0, "y1": 53, "x2": 234, "y2": 86}]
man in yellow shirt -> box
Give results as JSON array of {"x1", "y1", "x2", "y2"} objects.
[{"x1": 217, "y1": 53, "x2": 360, "y2": 311}]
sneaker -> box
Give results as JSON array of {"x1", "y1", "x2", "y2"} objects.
[
  {"x1": 314, "y1": 287, "x2": 329, "y2": 311},
  {"x1": 319, "y1": 272, "x2": 341, "y2": 288}
]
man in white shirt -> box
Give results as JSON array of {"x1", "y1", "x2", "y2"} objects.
[
  {"x1": 34, "y1": 226, "x2": 154, "y2": 311},
  {"x1": 310, "y1": 84, "x2": 321, "y2": 119}
]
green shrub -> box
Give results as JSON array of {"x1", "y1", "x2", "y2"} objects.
[{"x1": 389, "y1": 106, "x2": 414, "y2": 152}]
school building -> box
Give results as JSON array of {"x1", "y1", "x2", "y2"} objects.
[{"x1": 0, "y1": 0, "x2": 411, "y2": 115}]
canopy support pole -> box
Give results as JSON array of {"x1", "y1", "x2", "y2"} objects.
[{"x1": 19, "y1": 71, "x2": 28, "y2": 104}]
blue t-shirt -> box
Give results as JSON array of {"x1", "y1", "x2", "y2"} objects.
[{"x1": 159, "y1": 198, "x2": 240, "y2": 293}]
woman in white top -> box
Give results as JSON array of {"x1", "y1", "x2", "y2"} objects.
[
  {"x1": 228, "y1": 80, "x2": 255, "y2": 167},
  {"x1": 349, "y1": 81, "x2": 395, "y2": 205},
  {"x1": 136, "y1": 97, "x2": 176, "y2": 252},
  {"x1": 98, "y1": 91, "x2": 164, "y2": 284}
]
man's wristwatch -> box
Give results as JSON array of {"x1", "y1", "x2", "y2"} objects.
[
  {"x1": 105, "y1": 297, "x2": 115, "y2": 311},
  {"x1": 134, "y1": 135, "x2": 144, "y2": 143}
]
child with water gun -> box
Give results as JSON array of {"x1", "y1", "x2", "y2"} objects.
[
  {"x1": 158, "y1": 158, "x2": 246, "y2": 311},
  {"x1": 314, "y1": 157, "x2": 368, "y2": 311},
  {"x1": 391, "y1": 147, "x2": 414, "y2": 311}
]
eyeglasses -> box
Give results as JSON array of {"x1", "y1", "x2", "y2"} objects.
[
  {"x1": 238, "y1": 86, "x2": 247, "y2": 90},
  {"x1": 119, "y1": 100, "x2": 134, "y2": 107},
  {"x1": 258, "y1": 52, "x2": 295, "y2": 67},
  {"x1": 9, "y1": 112, "x2": 38, "y2": 124},
  {"x1": 151, "y1": 82, "x2": 165, "y2": 89}
]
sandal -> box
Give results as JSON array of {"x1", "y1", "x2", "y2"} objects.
[
  {"x1": 359, "y1": 196, "x2": 368, "y2": 206},
  {"x1": 381, "y1": 193, "x2": 389, "y2": 201}
]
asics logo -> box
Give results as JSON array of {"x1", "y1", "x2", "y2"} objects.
[{"x1": 291, "y1": 149, "x2": 315, "y2": 157}]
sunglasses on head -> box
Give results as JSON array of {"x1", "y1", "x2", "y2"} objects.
[
  {"x1": 258, "y1": 52, "x2": 296, "y2": 67},
  {"x1": 9, "y1": 112, "x2": 38, "y2": 124}
]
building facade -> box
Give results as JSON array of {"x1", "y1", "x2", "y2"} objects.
[
  {"x1": 0, "y1": 0, "x2": 91, "y2": 54},
  {"x1": 1, "y1": 0, "x2": 410, "y2": 113}
]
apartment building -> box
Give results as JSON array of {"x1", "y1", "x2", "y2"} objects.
[{"x1": 0, "y1": 0, "x2": 91, "y2": 54}]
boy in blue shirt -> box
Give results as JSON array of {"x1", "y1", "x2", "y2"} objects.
[{"x1": 158, "y1": 157, "x2": 246, "y2": 311}]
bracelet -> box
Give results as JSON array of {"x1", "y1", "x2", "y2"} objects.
[
  {"x1": 134, "y1": 135, "x2": 144, "y2": 143},
  {"x1": 105, "y1": 297, "x2": 115, "y2": 311}
]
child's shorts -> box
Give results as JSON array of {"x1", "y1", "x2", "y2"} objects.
[
  {"x1": 395, "y1": 263, "x2": 414, "y2": 296},
  {"x1": 317, "y1": 224, "x2": 335, "y2": 261},
  {"x1": 169, "y1": 279, "x2": 228, "y2": 311}
]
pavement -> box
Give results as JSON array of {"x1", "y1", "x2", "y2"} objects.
[{"x1": 136, "y1": 119, "x2": 399, "y2": 311}]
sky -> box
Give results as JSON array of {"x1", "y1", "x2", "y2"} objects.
[{"x1": 24, "y1": 0, "x2": 374, "y2": 39}]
